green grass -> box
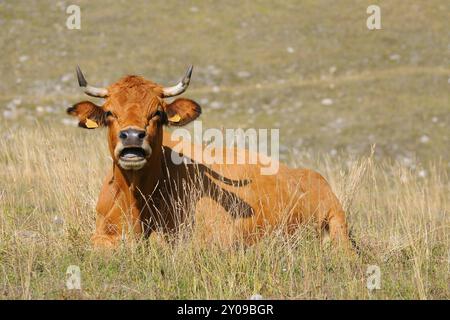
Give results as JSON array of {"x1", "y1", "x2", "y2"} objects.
[
  {"x1": 1, "y1": 0, "x2": 449, "y2": 165},
  {"x1": 0, "y1": 124, "x2": 448, "y2": 299},
  {"x1": 0, "y1": 0, "x2": 449, "y2": 299}
]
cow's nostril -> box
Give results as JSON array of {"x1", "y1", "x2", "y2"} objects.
[
  {"x1": 119, "y1": 129, "x2": 146, "y2": 144},
  {"x1": 119, "y1": 131, "x2": 128, "y2": 140}
]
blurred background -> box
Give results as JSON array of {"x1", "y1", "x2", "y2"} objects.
[
  {"x1": 1, "y1": 0, "x2": 449, "y2": 169},
  {"x1": 0, "y1": 0, "x2": 449, "y2": 300}
]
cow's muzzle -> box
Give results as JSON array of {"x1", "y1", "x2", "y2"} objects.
[{"x1": 115, "y1": 142, "x2": 152, "y2": 171}]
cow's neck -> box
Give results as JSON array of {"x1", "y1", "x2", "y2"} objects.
[{"x1": 113, "y1": 150, "x2": 164, "y2": 207}]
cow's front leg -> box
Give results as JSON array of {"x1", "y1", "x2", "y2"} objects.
[{"x1": 92, "y1": 203, "x2": 143, "y2": 248}]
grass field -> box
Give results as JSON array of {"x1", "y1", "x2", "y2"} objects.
[{"x1": 0, "y1": 1, "x2": 449, "y2": 299}]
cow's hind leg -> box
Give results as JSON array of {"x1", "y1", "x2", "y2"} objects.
[
  {"x1": 327, "y1": 208, "x2": 352, "y2": 250},
  {"x1": 300, "y1": 170, "x2": 353, "y2": 252}
]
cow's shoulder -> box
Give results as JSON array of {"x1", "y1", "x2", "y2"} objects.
[{"x1": 96, "y1": 169, "x2": 120, "y2": 214}]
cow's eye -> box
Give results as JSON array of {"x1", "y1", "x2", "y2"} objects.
[
  {"x1": 154, "y1": 110, "x2": 163, "y2": 118},
  {"x1": 149, "y1": 110, "x2": 162, "y2": 120},
  {"x1": 148, "y1": 110, "x2": 166, "y2": 125},
  {"x1": 105, "y1": 111, "x2": 115, "y2": 118}
]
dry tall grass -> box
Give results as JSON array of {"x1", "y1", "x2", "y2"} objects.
[{"x1": 0, "y1": 122, "x2": 448, "y2": 299}]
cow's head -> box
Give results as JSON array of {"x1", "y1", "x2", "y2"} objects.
[{"x1": 67, "y1": 66, "x2": 200, "y2": 170}]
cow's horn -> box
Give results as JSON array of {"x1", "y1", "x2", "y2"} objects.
[
  {"x1": 162, "y1": 65, "x2": 193, "y2": 98},
  {"x1": 76, "y1": 65, "x2": 109, "y2": 98}
]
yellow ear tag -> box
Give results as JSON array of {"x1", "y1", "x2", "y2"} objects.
[
  {"x1": 85, "y1": 118, "x2": 99, "y2": 128},
  {"x1": 168, "y1": 114, "x2": 181, "y2": 123}
]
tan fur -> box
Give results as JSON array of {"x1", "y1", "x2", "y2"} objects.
[{"x1": 68, "y1": 74, "x2": 352, "y2": 250}]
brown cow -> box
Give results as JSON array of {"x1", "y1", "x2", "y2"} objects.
[{"x1": 67, "y1": 65, "x2": 352, "y2": 250}]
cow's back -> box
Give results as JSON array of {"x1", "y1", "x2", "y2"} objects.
[{"x1": 161, "y1": 134, "x2": 336, "y2": 245}]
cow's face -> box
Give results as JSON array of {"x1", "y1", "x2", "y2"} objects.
[{"x1": 67, "y1": 66, "x2": 201, "y2": 171}]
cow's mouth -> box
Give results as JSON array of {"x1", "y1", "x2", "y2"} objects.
[
  {"x1": 118, "y1": 147, "x2": 150, "y2": 170},
  {"x1": 120, "y1": 147, "x2": 146, "y2": 160}
]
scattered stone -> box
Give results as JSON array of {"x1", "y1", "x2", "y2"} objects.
[
  {"x1": 199, "y1": 98, "x2": 209, "y2": 105},
  {"x1": 61, "y1": 73, "x2": 72, "y2": 82},
  {"x1": 61, "y1": 118, "x2": 78, "y2": 127},
  {"x1": 45, "y1": 106, "x2": 56, "y2": 113},
  {"x1": 206, "y1": 65, "x2": 221, "y2": 76},
  {"x1": 417, "y1": 169, "x2": 427, "y2": 178},
  {"x1": 8, "y1": 98, "x2": 22, "y2": 108},
  {"x1": 321, "y1": 98, "x2": 334, "y2": 106},
  {"x1": 389, "y1": 54, "x2": 401, "y2": 61},
  {"x1": 286, "y1": 47, "x2": 295, "y2": 53},
  {"x1": 249, "y1": 294, "x2": 263, "y2": 300},
  {"x1": 53, "y1": 216, "x2": 64, "y2": 226},
  {"x1": 236, "y1": 71, "x2": 251, "y2": 78},
  {"x1": 329, "y1": 66, "x2": 337, "y2": 74},
  {"x1": 3, "y1": 110, "x2": 17, "y2": 119},
  {"x1": 210, "y1": 101, "x2": 223, "y2": 109},
  {"x1": 419, "y1": 135, "x2": 430, "y2": 144},
  {"x1": 19, "y1": 55, "x2": 29, "y2": 62},
  {"x1": 401, "y1": 157, "x2": 413, "y2": 167}
]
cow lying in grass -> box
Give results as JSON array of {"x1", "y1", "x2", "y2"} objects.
[{"x1": 67, "y1": 65, "x2": 352, "y2": 250}]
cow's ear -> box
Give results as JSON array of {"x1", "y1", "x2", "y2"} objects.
[
  {"x1": 66, "y1": 101, "x2": 107, "y2": 129},
  {"x1": 164, "y1": 98, "x2": 201, "y2": 126}
]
